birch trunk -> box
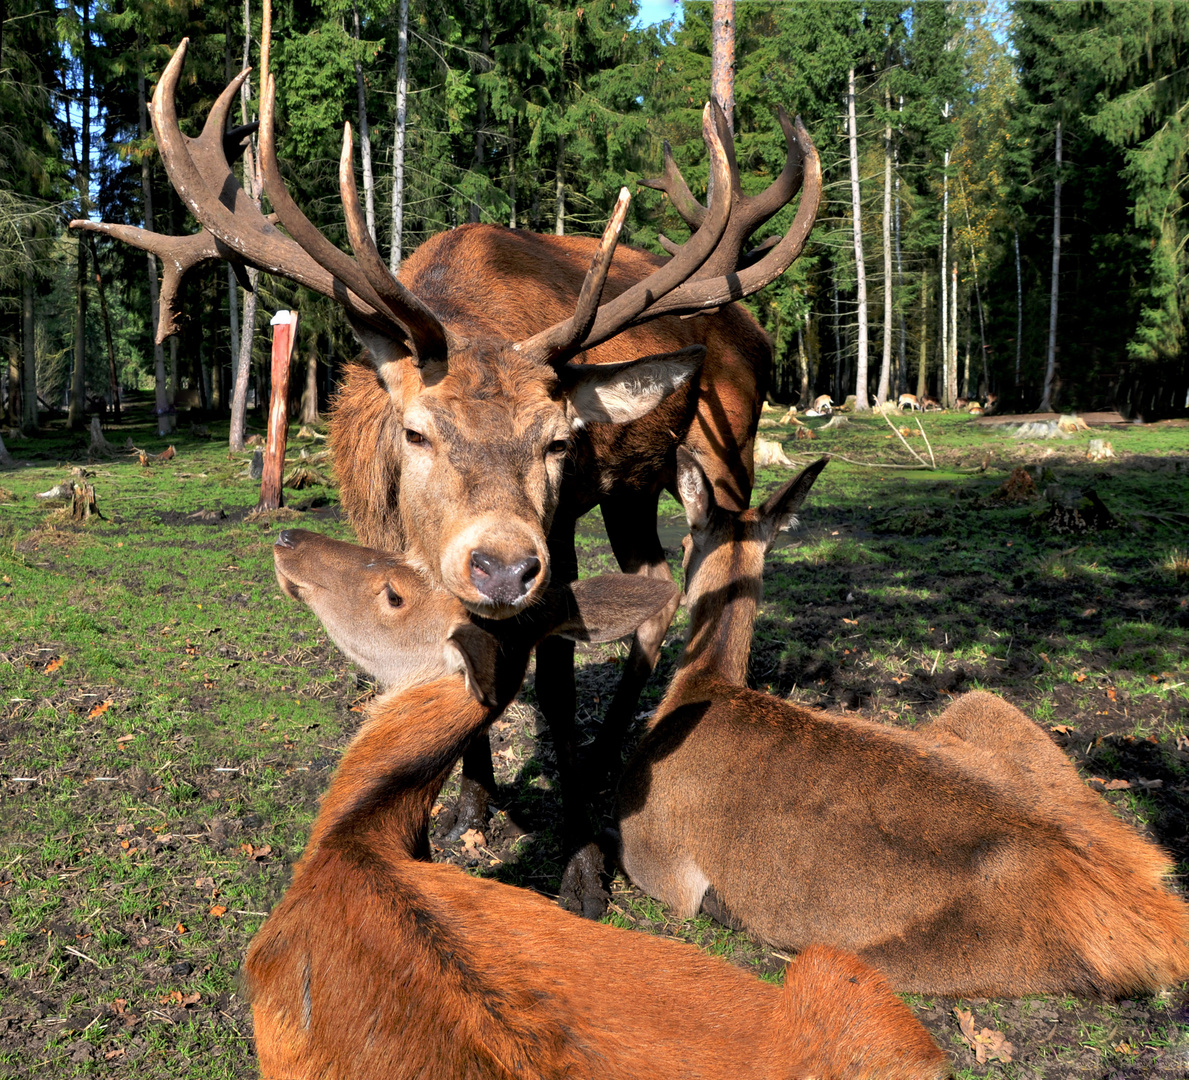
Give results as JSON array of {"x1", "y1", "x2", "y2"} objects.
[
  {"x1": 917, "y1": 268, "x2": 928, "y2": 398},
  {"x1": 948, "y1": 259, "x2": 958, "y2": 405},
  {"x1": 1040, "y1": 120, "x2": 1062, "y2": 411},
  {"x1": 469, "y1": 20, "x2": 489, "y2": 225},
  {"x1": 230, "y1": 0, "x2": 262, "y2": 451},
  {"x1": 69, "y1": 0, "x2": 91, "y2": 431},
  {"x1": 847, "y1": 67, "x2": 869, "y2": 410},
  {"x1": 508, "y1": 120, "x2": 517, "y2": 228},
  {"x1": 389, "y1": 0, "x2": 408, "y2": 273},
  {"x1": 352, "y1": 4, "x2": 376, "y2": 241},
  {"x1": 1014, "y1": 227, "x2": 1023, "y2": 389},
  {"x1": 555, "y1": 136, "x2": 565, "y2": 236},
  {"x1": 939, "y1": 141, "x2": 950, "y2": 405},
  {"x1": 895, "y1": 96, "x2": 905, "y2": 395},
  {"x1": 876, "y1": 87, "x2": 892, "y2": 406}
]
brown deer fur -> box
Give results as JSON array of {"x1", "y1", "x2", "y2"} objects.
[
  {"x1": 616, "y1": 455, "x2": 1189, "y2": 998},
  {"x1": 247, "y1": 529, "x2": 949, "y2": 1080},
  {"x1": 330, "y1": 223, "x2": 770, "y2": 907}
]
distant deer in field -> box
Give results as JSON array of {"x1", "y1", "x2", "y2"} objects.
[
  {"x1": 920, "y1": 394, "x2": 943, "y2": 411},
  {"x1": 810, "y1": 394, "x2": 833, "y2": 414},
  {"x1": 897, "y1": 393, "x2": 921, "y2": 412},
  {"x1": 616, "y1": 453, "x2": 1189, "y2": 998},
  {"x1": 246, "y1": 529, "x2": 949, "y2": 1080},
  {"x1": 73, "y1": 25, "x2": 823, "y2": 916}
]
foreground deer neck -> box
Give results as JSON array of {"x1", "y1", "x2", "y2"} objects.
[
  {"x1": 665, "y1": 531, "x2": 768, "y2": 698},
  {"x1": 308, "y1": 678, "x2": 489, "y2": 859}
]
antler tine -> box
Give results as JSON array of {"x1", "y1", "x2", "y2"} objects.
[
  {"x1": 624, "y1": 115, "x2": 821, "y2": 321},
  {"x1": 338, "y1": 121, "x2": 449, "y2": 364},
  {"x1": 255, "y1": 76, "x2": 391, "y2": 323},
  {"x1": 149, "y1": 40, "x2": 391, "y2": 333},
  {"x1": 69, "y1": 220, "x2": 236, "y2": 343},
  {"x1": 640, "y1": 140, "x2": 706, "y2": 232},
  {"x1": 514, "y1": 101, "x2": 731, "y2": 367},
  {"x1": 510, "y1": 188, "x2": 631, "y2": 362}
]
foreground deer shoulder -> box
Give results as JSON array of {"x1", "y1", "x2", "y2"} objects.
[
  {"x1": 71, "y1": 19, "x2": 822, "y2": 918},
  {"x1": 248, "y1": 529, "x2": 948, "y2": 1080},
  {"x1": 614, "y1": 453, "x2": 1189, "y2": 998}
]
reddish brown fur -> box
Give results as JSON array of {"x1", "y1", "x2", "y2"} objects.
[
  {"x1": 247, "y1": 535, "x2": 948, "y2": 1080},
  {"x1": 618, "y1": 458, "x2": 1189, "y2": 998}
]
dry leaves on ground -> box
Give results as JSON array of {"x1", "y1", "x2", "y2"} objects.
[{"x1": 955, "y1": 1008, "x2": 1014, "y2": 1064}]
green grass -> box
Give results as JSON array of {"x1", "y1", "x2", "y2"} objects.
[{"x1": 1, "y1": 402, "x2": 1188, "y2": 1075}]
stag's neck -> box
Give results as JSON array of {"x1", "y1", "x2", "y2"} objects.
[
  {"x1": 306, "y1": 678, "x2": 492, "y2": 860},
  {"x1": 661, "y1": 538, "x2": 765, "y2": 707}
]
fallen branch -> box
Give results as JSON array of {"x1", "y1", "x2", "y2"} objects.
[
  {"x1": 915, "y1": 416, "x2": 936, "y2": 469},
  {"x1": 879, "y1": 406, "x2": 934, "y2": 469}
]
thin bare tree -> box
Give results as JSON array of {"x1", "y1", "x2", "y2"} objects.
[
  {"x1": 1040, "y1": 120, "x2": 1061, "y2": 411},
  {"x1": 847, "y1": 66, "x2": 869, "y2": 409}
]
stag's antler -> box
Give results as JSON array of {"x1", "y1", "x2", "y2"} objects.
[
  {"x1": 512, "y1": 102, "x2": 821, "y2": 368},
  {"x1": 71, "y1": 38, "x2": 447, "y2": 364}
]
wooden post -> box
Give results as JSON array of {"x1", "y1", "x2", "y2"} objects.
[{"x1": 258, "y1": 309, "x2": 298, "y2": 511}]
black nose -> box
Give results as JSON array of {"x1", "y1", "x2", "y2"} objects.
[
  {"x1": 276, "y1": 530, "x2": 296, "y2": 549},
  {"x1": 470, "y1": 552, "x2": 541, "y2": 605}
]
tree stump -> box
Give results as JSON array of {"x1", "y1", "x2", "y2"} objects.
[
  {"x1": 89, "y1": 417, "x2": 115, "y2": 459},
  {"x1": 71, "y1": 482, "x2": 101, "y2": 521}
]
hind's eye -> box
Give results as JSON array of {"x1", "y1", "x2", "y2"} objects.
[
  {"x1": 546, "y1": 440, "x2": 569, "y2": 456},
  {"x1": 404, "y1": 429, "x2": 426, "y2": 445},
  {"x1": 385, "y1": 585, "x2": 403, "y2": 608}
]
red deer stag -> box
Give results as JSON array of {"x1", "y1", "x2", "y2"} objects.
[
  {"x1": 72, "y1": 23, "x2": 822, "y2": 915},
  {"x1": 616, "y1": 453, "x2": 1189, "y2": 998},
  {"x1": 246, "y1": 528, "x2": 949, "y2": 1080}
]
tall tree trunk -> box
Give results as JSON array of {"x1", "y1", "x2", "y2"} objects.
[
  {"x1": 551, "y1": 136, "x2": 565, "y2": 235},
  {"x1": 469, "y1": 19, "x2": 489, "y2": 225},
  {"x1": 1040, "y1": 120, "x2": 1061, "y2": 411},
  {"x1": 709, "y1": 0, "x2": 735, "y2": 205},
  {"x1": 86, "y1": 235, "x2": 121, "y2": 419},
  {"x1": 1014, "y1": 227, "x2": 1023, "y2": 390},
  {"x1": 138, "y1": 34, "x2": 172, "y2": 435},
  {"x1": 22, "y1": 268, "x2": 36, "y2": 431},
  {"x1": 389, "y1": 0, "x2": 408, "y2": 274},
  {"x1": 895, "y1": 96, "x2": 906, "y2": 395},
  {"x1": 832, "y1": 276, "x2": 842, "y2": 401},
  {"x1": 876, "y1": 86, "x2": 893, "y2": 406},
  {"x1": 231, "y1": 0, "x2": 262, "y2": 451},
  {"x1": 798, "y1": 321, "x2": 810, "y2": 405},
  {"x1": 917, "y1": 267, "x2": 928, "y2": 398},
  {"x1": 5, "y1": 334, "x2": 19, "y2": 427},
  {"x1": 69, "y1": 0, "x2": 91, "y2": 431},
  {"x1": 846, "y1": 67, "x2": 868, "y2": 410},
  {"x1": 948, "y1": 258, "x2": 958, "y2": 405},
  {"x1": 300, "y1": 338, "x2": 319, "y2": 424},
  {"x1": 352, "y1": 3, "x2": 376, "y2": 240},
  {"x1": 554, "y1": 136, "x2": 565, "y2": 236},
  {"x1": 507, "y1": 120, "x2": 517, "y2": 228},
  {"x1": 940, "y1": 136, "x2": 950, "y2": 406}
]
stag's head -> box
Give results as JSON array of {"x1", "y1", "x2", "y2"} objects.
[{"x1": 72, "y1": 25, "x2": 820, "y2": 618}]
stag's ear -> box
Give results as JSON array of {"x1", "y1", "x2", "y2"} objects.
[
  {"x1": 445, "y1": 623, "x2": 499, "y2": 707},
  {"x1": 549, "y1": 576, "x2": 678, "y2": 643},
  {"x1": 561, "y1": 346, "x2": 704, "y2": 426},
  {"x1": 756, "y1": 456, "x2": 830, "y2": 548},
  {"x1": 346, "y1": 313, "x2": 419, "y2": 393},
  {"x1": 676, "y1": 447, "x2": 713, "y2": 531}
]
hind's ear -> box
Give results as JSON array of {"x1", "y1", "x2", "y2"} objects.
[
  {"x1": 445, "y1": 623, "x2": 499, "y2": 707},
  {"x1": 549, "y1": 576, "x2": 678, "y2": 643},
  {"x1": 757, "y1": 456, "x2": 830, "y2": 546},
  {"x1": 676, "y1": 447, "x2": 712, "y2": 531}
]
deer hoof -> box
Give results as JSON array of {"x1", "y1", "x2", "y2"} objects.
[
  {"x1": 446, "y1": 786, "x2": 491, "y2": 841},
  {"x1": 558, "y1": 843, "x2": 610, "y2": 920}
]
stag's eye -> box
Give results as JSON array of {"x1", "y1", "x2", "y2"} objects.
[
  {"x1": 404, "y1": 429, "x2": 427, "y2": 446},
  {"x1": 384, "y1": 584, "x2": 403, "y2": 608},
  {"x1": 546, "y1": 439, "x2": 569, "y2": 456}
]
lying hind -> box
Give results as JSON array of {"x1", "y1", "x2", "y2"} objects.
[
  {"x1": 245, "y1": 529, "x2": 948, "y2": 1080},
  {"x1": 616, "y1": 454, "x2": 1189, "y2": 998}
]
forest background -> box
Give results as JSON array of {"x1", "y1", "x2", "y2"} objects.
[{"x1": 2, "y1": 0, "x2": 1189, "y2": 442}]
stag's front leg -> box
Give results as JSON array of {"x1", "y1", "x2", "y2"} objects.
[
  {"x1": 534, "y1": 518, "x2": 609, "y2": 918},
  {"x1": 590, "y1": 491, "x2": 680, "y2": 784}
]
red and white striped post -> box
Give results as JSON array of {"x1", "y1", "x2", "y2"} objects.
[{"x1": 258, "y1": 309, "x2": 299, "y2": 511}]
